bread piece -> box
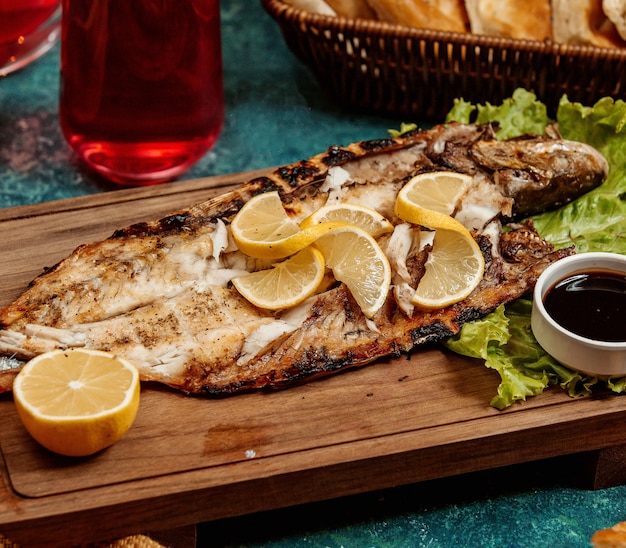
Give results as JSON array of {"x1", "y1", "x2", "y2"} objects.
[
  {"x1": 464, "y1": 0, "x2": 551, "y2": 40},
  {"x1": 365, "y1": 0, "x2": 469, "y2": 33},
  {"x1": 552, "y1": 0, "x2": 624, "y2": 47},
  {"x1": 603, "y1": 0, "x2": 626, "y2": 41},
  {"x1": 325, "y1": 0, "x2": 377, "y2": 19},
  {"x1": 282, "y1": 0, "x2": 337, "y2": 15},
  {"x1": 591, "y1": 521, "x2": 626, "y2": 547}
]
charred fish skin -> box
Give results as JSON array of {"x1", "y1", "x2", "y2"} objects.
[{"x1": 0, "y1": 123, "x2": 606, "y2": 395}]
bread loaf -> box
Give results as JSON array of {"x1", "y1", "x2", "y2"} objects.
[
  {"x1": 283, "y1": 0, "x2": 336, "y2": 15},
  {"x1": 603, "y1": 0, "x2": 626, "y2": 41},
  {"x1": 365, "y1": 0, "x2": 469, "y2": 33},
  {"x1": 465, "y1": 0, "x2": 551, "y2": 40},
  {"x1": 281, "y1": 0, "x2": 626, "y2": 49},
  {"x1": 552, "y1": 0, "x2": 624, "y2": 47},
  {"x1": 326, "y1": 0, "x2": 377, "y2": 18}
]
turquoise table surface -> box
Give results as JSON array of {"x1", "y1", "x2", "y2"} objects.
[{"x1": 2, "y1": 2, "x2": 626, "y2": 547}]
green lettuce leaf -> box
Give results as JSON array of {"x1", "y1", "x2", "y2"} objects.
[
  {"x1": 533, "y1": 96, "x2": 626, "y2": 251},
  {"x1": 446, "y1": 88, "x2": 553, "y2": 139},
  {"x1": 444, "y1": 301, "x2": 594, "y2": 409},
  {"x1": 444, "y1": 89, "x2": 626, "y2": 409}
]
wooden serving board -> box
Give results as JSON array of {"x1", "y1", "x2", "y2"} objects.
[{"x1": 1, "y1": 171, "x2": 626, "y2": 547}]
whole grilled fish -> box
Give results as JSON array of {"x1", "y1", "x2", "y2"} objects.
[{"x1": 0, "y1": 122, "x2": 608, "y2": 394}]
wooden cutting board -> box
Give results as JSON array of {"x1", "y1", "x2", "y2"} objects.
[{"x1": 1, "y1": 171, "x2": 625, "y2": 547}]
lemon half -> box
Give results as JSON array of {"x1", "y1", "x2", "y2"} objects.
[{"x1": 13, "y1": 348, "x2": 140, "y2": 457}]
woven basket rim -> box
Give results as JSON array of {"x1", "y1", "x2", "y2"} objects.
[{"x1": 261, "y1": 0, "x2": 626, "y2": 60}]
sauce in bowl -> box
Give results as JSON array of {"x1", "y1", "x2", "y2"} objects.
[
  {"x1": 543, "y1": 270, "x2": 626, "y2": 342},
  {"x1": 531, "y1": 252, "x2": 626, "y2": 377}
]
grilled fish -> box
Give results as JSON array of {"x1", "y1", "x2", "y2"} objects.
[{"x1": 0, "y1": 122, "x2": 609, "y2": 394}]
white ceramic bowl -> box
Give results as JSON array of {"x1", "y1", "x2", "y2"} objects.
[{"x1": 531, "y1": 252, "x2": 626, "y2": 377}]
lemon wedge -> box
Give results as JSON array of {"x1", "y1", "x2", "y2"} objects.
[
  {"x1": 232, "y1": 246, "x2": 326, "y2": 309},
  {"x1": 314, "y1": 225, "x2": 391, "y2": 318},
  {"x1": 300, "y1": 203, "x2": 394, "y2": 237},
  {"x1": 13, "y1": 348, "x2": 140, "y2": 457},
  {"x1": 231, "y1": 191, "x2": 346, "y2": 259}
]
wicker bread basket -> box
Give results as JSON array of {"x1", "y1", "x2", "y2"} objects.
[{"x1": 261, "y1": 0, "x2": 626, "y2": 120}]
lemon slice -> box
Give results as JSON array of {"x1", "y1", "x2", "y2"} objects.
[
  {"x1": 300, "y1": 203, "x2": 394, "y2": 237},
  {"x1": 412, "y1": 228, "x2": 485, "y2": 309},
  {"x1": 232, "y1": 246, "x2": 326, "y2": 309},
  {"x1": 13, "y1": 348, "x2": 140, "y2": 457},
  {"x1": 394, "y1": 171, "x2": 484, "y2": 310},
  {"x1": 231, "y1": 191, "x2": 347, "y2": 259},
  {"x1": 314, "y1": 226, "x2": 391, "y2": 318},
  {"x1": 395, "y1": 171, "x2": 473, "y2": 219}
]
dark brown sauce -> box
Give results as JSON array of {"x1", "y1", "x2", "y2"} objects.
[{"x1": 543, "y1": 270, "x2": 626, "y2": 342}]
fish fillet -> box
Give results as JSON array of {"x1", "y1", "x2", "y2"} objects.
[{"x1": 0, "y1": 122, "x2": 609, "y2": 395}]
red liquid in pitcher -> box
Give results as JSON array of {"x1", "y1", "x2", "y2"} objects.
[
  {"x1": 60, "y1": 0, "x2": 224, "y2": 185},
  {"x1": 0, "y1": 0, "x2": 60, "y2": 67}
]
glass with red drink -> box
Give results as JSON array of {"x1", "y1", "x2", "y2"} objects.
[
  {"x1": 59, "y1": 0, "x2": 224, "y2": 185},
  {"x1": 0, "y1": 0, "x2": 61, "y2": 76}
]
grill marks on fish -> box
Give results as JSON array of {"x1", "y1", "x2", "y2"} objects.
[
  {"x1": 0, "y1": 122, "x2": 609, "y2": 395},
  {"x1": 200, "y1": 221, "x2": 569, "y2": 395}
]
